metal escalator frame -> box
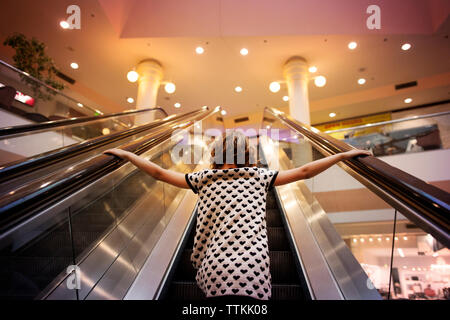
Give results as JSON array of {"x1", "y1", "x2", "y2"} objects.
[
  {"x1": 0, "y1": 107, "x2": 217, "y2": 236},
  {"x1": 0, "y1": 108, "x2": 204, "y2": 184},
  {"x1": 124, "y1": 145, "x2": 214, "y2": 300},
  {"x1": 0, "y1": 106, "x2": 168, "y2": 137},
  {"x1": 264, "y1": 107, "x2": 450, "y2": 248},
  {"x1": 0, "y1": 107, "x2": 220, "y2": 299},
  {"x1": 269, "y1": 146, "x2": 381, "y2": 300}
]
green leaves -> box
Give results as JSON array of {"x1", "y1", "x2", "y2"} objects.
[{"x1": 3, "y1": 33, "x2": 64, "y2": 101}]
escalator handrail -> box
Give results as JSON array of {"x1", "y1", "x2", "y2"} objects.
[
  {"x1": 0, "y1": 106, "x2": 220, "y2": 233},
  {"x1": 0, "y1": 59, "x2": 103, "y2": 117},
  {"x1": 265, "y1": 107, "x2": 450, "y2": 247},
  {"x1": 0, "y1": 107, "x2": 168, "y2": 137},
  {"x1": 0, "y1": 108, "x2": 205, "y2": 184}
]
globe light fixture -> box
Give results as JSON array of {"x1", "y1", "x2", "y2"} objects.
[
  {"x1": 127, "y1": 70, "x2": 139, "y2": 83},
  {"x1": 165, "y1": 82, "x2": 176, "y2": 94},
  {"x1": 348, "y1": 41, "x2": 357, "y2": 50},
  {"x1": 269, "y1": 81, "x2": 281, "y2": 93},
  {"x1": 314, "y1": 76, "x2": 326, "y2": 87}
]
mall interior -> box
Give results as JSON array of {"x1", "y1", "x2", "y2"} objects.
[{"x1": 0, "y1": 0, "x2": 448, "y2": 301}]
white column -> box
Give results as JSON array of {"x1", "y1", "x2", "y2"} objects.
[
  {"x1": 283, "y1": 56, "x2": 313, "y2": 174},
  {"x1": 135, "y1": 59, "x2": 163, "y2": 125},
  {"x1": 283, "y1": 56, "x2": 310, "y2": 125}
]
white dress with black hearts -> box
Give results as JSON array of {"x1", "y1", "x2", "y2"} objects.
[{"x1": 185, "y1": 166, "x2": 278, "y2": 300}]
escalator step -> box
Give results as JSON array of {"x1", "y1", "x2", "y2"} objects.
[
  {"x1": 266, "y1": 192, "x2": 277, "y2": 209},
  {"x1": 271, "y1": 284, "x2": 304, "y2": 300},
  {"x1": 168, "y1": 281, "x2": 206, "y2": 300},
  {"x1": 266, "y1": 208, "x2": 282, "y2": 227},
  {"x1": 267, "y1": 227, "x2": 289, "y2": 251},
  {"x1": 269, "y1": 251, "x2": 299, "y2": 284},
  {"x1": 168, "y1": 281, "x2": 304, "y2": 300},
  {"x1": 173, "y1": 250, "x2": 196, "y2": 281}
]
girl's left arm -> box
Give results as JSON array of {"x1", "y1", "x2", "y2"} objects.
[
  {"x1": 103, "y1": 148, "x2": 189, "y2": 189},
  {"x1": 273, "y1": 149, "x2": 372, "y2": 186}
]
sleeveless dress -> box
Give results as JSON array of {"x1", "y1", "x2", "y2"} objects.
[{"x1": 185, "y1": 166, "x2": 278, "y2": 300}]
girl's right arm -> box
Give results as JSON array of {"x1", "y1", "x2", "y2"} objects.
[{"x1": 103, "y1": 148, "x2": 189, "y2": 189}]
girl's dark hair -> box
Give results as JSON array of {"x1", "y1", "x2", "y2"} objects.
[{"x1": 210, "y1": 131, "x2": 257, "y2": 169}]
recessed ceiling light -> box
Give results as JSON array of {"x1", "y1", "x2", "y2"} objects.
[
  {"x1": 60, "y1": 21, "x2": 69, "y2": 29},
  {"x1": 195, "y1": 46, "x2": 204, "y2": 54},
  {"x1": 404, "y1": 98, "x2": 413, "y2": 104},
  {"x1": 70, "y1": 62, "x2": 79, "y2": 69},
  {"x1": 221, "y1": 110, "x2": 227, "y2": 116},
  {"x1": 102, "y1": 128, "x2": 110, "y2": 135},
  {"x1": 165, "y1": 82, "x2": 176, "y2": 94},
  {"x1": 282, "y1": 96, "x2": 289, "y2": 101},
  {"x1": 314, "y1": 76, "x2": 326, "y2": 87},
  {"x1": 240, "y1": 48, "x2": 248, "y2": 56},
  {"x1": 358, "y1": 78, "x2": 366, "y2": 85},
  {"x1": 329, "y1": 112, "x2": 336, "y2": 118},
  {"x1": 266, "y1": 125, "x2": 271, "y2": 129},
  {"x1": 127, "y1": 70, "x2": 139, "y2": 83},
  {"x1": 77, "y1": 103, "x2": 83, "y2": 107},
  {"x1": 127, "y1": 97, "x2": 134, "y2": 103},
  {"x1": 401, "y1": 43, "x2": 412, "y2": 51},
  {"x1": 234, "y1": 86, "x2": 242, "y2": 93},
  {"x1": 174, "y1": 102, "x2": 181, "y2": 108},
  {"x1": 269, "y1": 81, "x2": 280, "y2": 93},
  {"x1": 308, "y1": 66, "x2": 317, "y2": 73},
  {"x1": 348, "y1": 41, "x2": 357, "y2": 50}
]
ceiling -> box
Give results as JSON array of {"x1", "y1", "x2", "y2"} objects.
[{"x1": 0, "y1": 0, "x2": 449, "y2": 124}]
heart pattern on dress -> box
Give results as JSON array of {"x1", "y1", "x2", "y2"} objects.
[{"x1": 185, "y1": 167, "x2": 278, "y2": 300}]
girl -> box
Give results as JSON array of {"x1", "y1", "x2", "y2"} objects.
[{"x1": 103, "y1": 132, "x2": 371, "y2": 301}]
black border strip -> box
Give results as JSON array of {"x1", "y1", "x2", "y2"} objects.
[
  {"x1": 185, "y1": 173, "x2": 198, "y2": 194},
  {"x1": 268, "y1": 171, "x2": 279, "y2": 191}
]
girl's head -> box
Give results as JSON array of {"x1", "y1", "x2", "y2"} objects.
[{"x1": 210, "y1": 131, "x2": 257, "y2": 169}]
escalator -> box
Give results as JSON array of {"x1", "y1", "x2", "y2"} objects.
[
  {"x1": 0, "y1": 106, "x2": 219, "y2": 299},
  {"x1": 0, "y1": 105, "x2": 448, "y2": 300}
]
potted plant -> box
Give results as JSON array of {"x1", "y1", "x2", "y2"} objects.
[{"x1": 3, "y1": 32, "x2": 64, "y2": 101}]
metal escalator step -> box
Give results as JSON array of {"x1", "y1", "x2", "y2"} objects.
[
  {"x1": 266, "y1": 192, "x2": 277, "y2": 209},
  {"x1": 168, "y1": 281, "x2": 206, "y2": 300},
  {"x1": 267, "y1": 227, "x2": 290, "y2": 251},
  {"x1": 266, "y1": 208, "x2": 282, "y2": 227},
  {"x1": 168, "y1": 281, "x2": 304, "y2": 301},
  {"x1": 271, "y1": 284, "x2": 304, "y2": 300},
  {"x1": 173, "y1": 250, "x2": 196, "y2": 281},
  {"x1": 269, "y1": 251, "x2": 299, "y2": 284}
]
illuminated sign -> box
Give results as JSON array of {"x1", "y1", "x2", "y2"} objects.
[{"x1": 0, "y1": 83, "x2": 35, "y2": 106}]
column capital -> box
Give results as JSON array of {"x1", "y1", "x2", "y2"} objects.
[
  {"x1": 137, "y1": 59, "x2": 163, "y2": 82},
  {"x1": 283, "y1": 56, "x2": 308, "y2": 81}
]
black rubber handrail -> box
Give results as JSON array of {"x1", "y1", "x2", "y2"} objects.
[
  {"x1": 0, "y1": 107, "x2": 168, "y2": 137},
  {"x1": 0, "y1": 107, "x2": 220, "y2": 232},
  {"x1": 0, "y1": 108, "x2": 206, "y2": 184},
  {"x1": 265, "y1": 107, "x2": 450, "y2": 247}
]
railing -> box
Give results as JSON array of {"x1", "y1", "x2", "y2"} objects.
[
  {"x1": 0, "y1": 59, "x2": 102, "y2": 116},
  {"x1": 0, "y1": 107, "x2": 168, "y2": 137},
  {"x1": 322, "y1": 110, "x2": 450, "y2": 157},
  {"x1": 0, "y1": 106, "x2": 222, "y2": 300},
  {"x1": 0, "y1": 108, "x2": 203, "y2": 183},
  {"x1": 263, "y1": 107, "x2": 449, "y2": 300}
]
